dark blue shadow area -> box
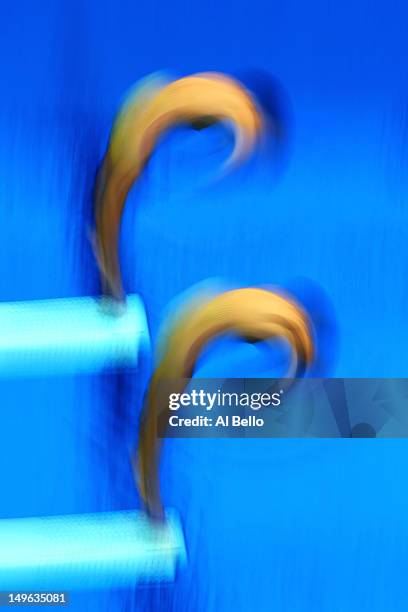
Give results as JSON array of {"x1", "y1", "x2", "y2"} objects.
[{"x1": 1, "y1": 0, "x2": 408, "y2": 610}]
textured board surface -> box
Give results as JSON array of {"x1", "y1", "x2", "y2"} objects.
[
  {"x1": 0, "y1": 295, "x2": 150, "y2": 377},
  {"x1": 0, "y1": 509, "x2": 186, "y2": 590}
]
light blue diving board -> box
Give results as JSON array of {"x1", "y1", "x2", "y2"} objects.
[
  {"x1": 0, "y1": 295, "x2": 150, "y2": 377},
  {"x1": 0, "y1": 509, "x2": 186, "y2": 590}
]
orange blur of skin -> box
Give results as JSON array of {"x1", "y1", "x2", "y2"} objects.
[
  {"x1": 93, "y1": 72, "x2": 264, "y2": 301},
  {"x1": 136, "y1": 287, "x2": 314, "y2": 520}
]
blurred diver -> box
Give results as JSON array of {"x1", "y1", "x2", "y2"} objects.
[
  {"x1": 136, "y1": 286, "x2": 314, "y2": 520},
  {"x1": 92, "y1": 71, "x2": 286, "y2": 301}
]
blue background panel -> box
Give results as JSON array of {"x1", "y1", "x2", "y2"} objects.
[{"x1": 1, "y1": 1, "x2": 408, "y2": 610}]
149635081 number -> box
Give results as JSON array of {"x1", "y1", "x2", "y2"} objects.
[{"x1": 0, "y1": 592, "x2": 68, "y2": 606}]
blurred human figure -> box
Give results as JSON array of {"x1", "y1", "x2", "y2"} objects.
[
  {"x1": 136, "y1": 285, "x2": 314, "y2": 520},
  {"x1": 93, "y1": 71, "x2": 284, "y2": 301}
]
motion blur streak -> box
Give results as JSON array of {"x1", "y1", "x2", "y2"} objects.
[
  {"x1": 93, "y1": 72, "x2": 267, "y2": 300},
  {"x1": 137, "y1": 286, "x2": 314, "y2": 519}
]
